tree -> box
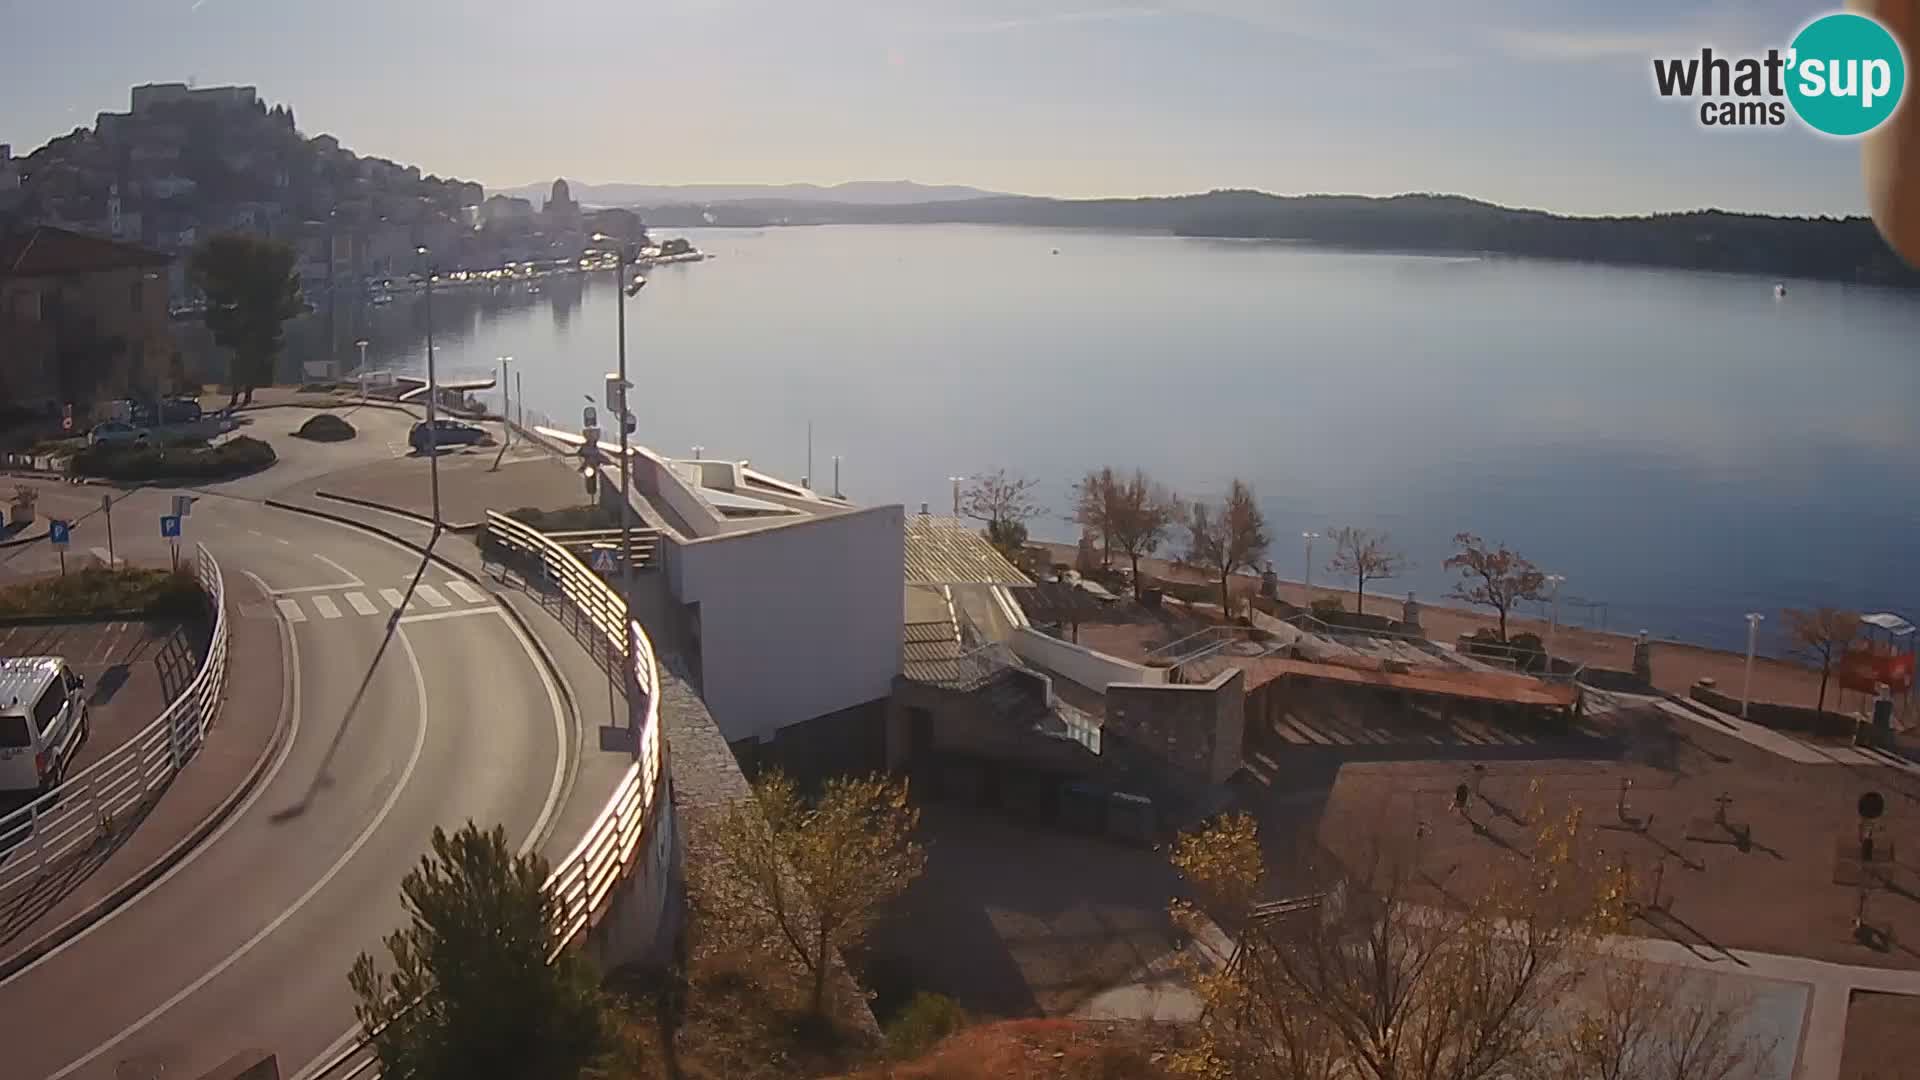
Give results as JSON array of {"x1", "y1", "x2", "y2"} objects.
[
  {"x1": 1445, "y1": 533, "x2": 1546, "y2": 642},
  {"x1": 1167, "y1": 813, "x2": 1770, "y2": 1080},
  {"x1": 1187, "y1": 478, "x2": 1269, "y2": 618},
  {"x1": 348, "y1": 822, "x2": 605, "y2": 1080},
  {"x1": 1782, "y1": 606, "x2": 1861, "y2": 713},
  {"x1": 1070, "y1": 467, "x2": 1117, "y2": 568},
  {"x1": 1326, "y1": 526, "x2": 1406, "y2": 614},
  {"x1": 1108, "y1": 469, "x2": 1182, "y2": 600},
  {"x1": 962, "y1": 468, "x2": 1040, "y2": 561},
  {"x1": 189, "y1": 233, "x2": 303, "y2": 407},
  {"x1": 707, "y1": 770, "x2": 925, "y2": 1016}
]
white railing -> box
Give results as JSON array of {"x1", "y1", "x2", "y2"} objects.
[
  {"x1": 480, "y1": 510, "x2": 665, "y2": 951},
  {"x1": 0, "y1": 543, "x2": 229, "y2": 904}
]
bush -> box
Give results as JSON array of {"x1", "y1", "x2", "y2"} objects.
[
  {"x1": 295, "y1": 413, "x2": 357, "y2": 442},
  {"x1": 883, "y1": 992, "x2": 969, "y2": 1060},
  {"x1": 0, "y1": 565, "x2": 205, "y2": 618},
  {"x1": 1309, "y1": 596, "x2": 1346, "y2": 618},
  {"x1": 71, "y1": 435, "x2": 277, "y2": 482}
]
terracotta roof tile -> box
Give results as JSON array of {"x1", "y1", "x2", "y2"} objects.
[{"x1": 0, "y1": 225, "x2": 172, "y2": 278}]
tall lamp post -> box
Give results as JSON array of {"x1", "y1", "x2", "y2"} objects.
[
  {"x1": 949, "y1": 476, "x2": 967, "y2": 517},
  {"x1": 1301, "y1": 532, "x2": 1322, "y2": 597},
  {"x1": 590, "y1": 232, "x2": 647, "y2": 753},
  {"x1": 415, "y1": 246, "x2": 441, "y2": 529},
  {"x1": 1544, "y1": 573, "x2": 1566, "y2": 668},
  {"x1": 1742, "y1": 612, "x2": 1765, "y2": 719}
]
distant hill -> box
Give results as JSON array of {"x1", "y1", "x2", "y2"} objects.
[
  {"x1": 500, "y1": 179, "x2": 1007, "y2": 208},
  {"x1": 629, "y1": 190, "x2": 1920, "y2": 289}
]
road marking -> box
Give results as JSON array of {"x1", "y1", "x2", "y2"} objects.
[
  {"x1": 397, "y1": 606, "x2": 501, "y2": 625},
  {"x1": 311, "y1": 553, "x2": 363, "y2": 585},
  {"x1": 445, "y1": 579, "x2": 487, "y2": 605},
  {"x1": 344, "y1": 591, "x2": 377, "y2": 616},
  {"x1": 3, "y1": 569, "x2": 303, "y2": 985},
  {"x1": 379, "y1": 587, "x2": 406, "y2": 609},
  {"x1": 310, "y1": 595, "x2": 342, "y2": 620},
  {"x1": 44, "y1": 627, "x2": 432, "y2": 1080},
  {"x1": 275, "y1": 598, "x2": 307, "y2": 623},
  {"x1": 415, "y1": 583, "x2": 452, "y2": 608},
  {"x1": 272, "y1": 582, "x2": 363, "y2": 595},
  {"x1": 246, "y1": 529, "x2": 265, "y2": 538}
]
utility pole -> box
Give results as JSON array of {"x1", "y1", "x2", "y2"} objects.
[
  {"x1": 1301, "y1": 532, "x2": 1321, "y2": 597},
  {"x1": 594, "y1": 231, "x2": 646, "y2": 758},
  {"x1": 417, "y1": 247, "x2": 441, "y2": 528},
  {"x1": 1545, "y1": 573, "x2": 1566, "y2": 669},
  {"x1": 949, "y1": 476, "x2": 965, "y2": 517},
  {"x1": 1743, "y1": 612, "x2": 1765, "y2": 719}
]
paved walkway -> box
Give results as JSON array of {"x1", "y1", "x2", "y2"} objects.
[{"x1": 0, "y1": 567, "x2": 286, "y2": 976}]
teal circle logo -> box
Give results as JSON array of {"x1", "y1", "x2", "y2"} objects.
[{"x1": 1787, "y1": 12, "x2": 1906, "y2": 137}]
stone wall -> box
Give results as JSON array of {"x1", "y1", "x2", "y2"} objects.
[
  {"x1": 1689, "y1": 681, "x2": 1856, "y2": 738},
  {"x1": 1104, "y1": 668, "x2": 1245, "y2": 787}
]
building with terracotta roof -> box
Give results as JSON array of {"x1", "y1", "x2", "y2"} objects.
[{"x1": 0, "y1": 224, "x2": 180, "y2": 410}]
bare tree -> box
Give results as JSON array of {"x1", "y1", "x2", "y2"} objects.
[
  {"x1": 1188, "y1": 479, "x2": 1270, "y2": 619},
  {"x1": 1108, "y1": 469, "x2": 1182, "y2": 600},
  {"x1": 1070, "y1": 467, "x2": 1117, "y2": 569},
  {"x1": 1167, "y1": 812, "x2": 1772, "y2": 1080},
  {"x1": 1327, "y1": 526, "x2": 1406, "y2": 614},
  {"x1": 1444, "y1": 533, "x2": 1546, "y2": 642},
  {"x1": 962, "y1": 467, "x2": 1040, "y2": 558},
  {"x1": 1782, "y1": 607, "x2": 1861, "y2": 713}
]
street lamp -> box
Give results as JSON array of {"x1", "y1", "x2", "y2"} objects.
[
  {"x1": 416, "y1": 246, "x2": 441, "y2": 529},
  {"x1": 1301, "y1": 532, "x2": 1322, "y2": 596},
  {"x1": 590, "y1": 231, "x2": 647, "y2": 758},
  {"x1": 1742, "y1": 612, "x2": 1765, "y2": 719},
  {"x1": 1545, "y1": 573, "x2": 1566, "y2": 668},
  {"x1": 949, "y1": 476, "x2": 967, "y2": 517}
]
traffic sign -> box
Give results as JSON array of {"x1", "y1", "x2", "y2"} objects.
[
  {"x1": 582, "y1": 405, "x2": 598, "y2": 429},
  {"x1": 172, "y1": 494, "x2": 197, "y2": 518},
  {"x1": 160, "y1": 515, "x2": 181, "y2": 539},
  {"x1": 591, "y1": 547, "x2": 618, "y2": 573},
  {"x1": 61, "y1": 404, "x2": 74, "y2": 432},
  {"x1": 48, "y1": 520, "x2": 70, "y2": 547}
]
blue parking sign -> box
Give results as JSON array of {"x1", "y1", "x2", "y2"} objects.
[
  {"x1": 48, "y1": 520, "x2": 70, "y2": 547},
  {"x1": 160, "y1": 515, "x2": 181, "y2": 538}
]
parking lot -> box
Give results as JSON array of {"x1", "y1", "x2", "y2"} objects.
[{"x1": 0, "y1": 618, "x2": 208, "y2": 816}]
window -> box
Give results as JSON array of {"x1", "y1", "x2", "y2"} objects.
[
  {"x1": 31, "y1": 685, "x2": 63, "y2": 734},
  {"x1": 0, "y1": 716, "x2": 28, "y2": 750}
]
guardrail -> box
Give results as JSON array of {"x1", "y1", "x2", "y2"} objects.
[
  {"x1": 311, "y1": 514, "x2": 670, "y2": 1080},
  {"x1": 0, "y1": 543, "x2": 228, "y2": 903}
]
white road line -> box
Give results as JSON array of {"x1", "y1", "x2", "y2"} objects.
[
  {"x1": 4, "y1": 569, "x2": 302, "y2": 985},
  {"x1": 311, "y1": 553, "x2": 363, "y2": 585},
  {"x1": 396, "y1": 606, "x2": 500, "y2": 625},
  {"x1": 310, "y1": 595, "x2": 342, "y2": 620},
  {"x1": 246, "y1": 529, "x2": 266, "y2": 539},
  {"x1": 271, "y1": 582, "x2": 363, "y2": 595},
  {"x1": 274, "y1": 598, "x2": 307, "y2": 624},
  {"x1": 379, "y1": 588, "x2": 406, "y2": 609},
  {"x1": 414, "y1": 583, "x2": 452, "y2": 609},
  {"x1": 45, "y1": 627, "x2": 432, "y2": 1080},
  {"x1": 444, "y1": 579, "x2": 487, "y2": 605},
  {"x1": 344, "y1": 591, "x2": 377, "y2": 616}
]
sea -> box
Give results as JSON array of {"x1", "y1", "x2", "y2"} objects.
[{"x1": 201, "y1": 223, "x2": 1920, "y2": 653}]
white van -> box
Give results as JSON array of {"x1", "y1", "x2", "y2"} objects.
[{"x1": 0, "y1": 657, "x2": 91, "y2": 794}]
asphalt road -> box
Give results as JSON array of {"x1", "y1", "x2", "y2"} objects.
[{"x1": 0, "y1": 421, "x2": 576, "y2": 1079}]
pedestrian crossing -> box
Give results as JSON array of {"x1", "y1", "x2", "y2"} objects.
[{"x1": 269, "y1": 581, "x2": 496, "y2": 625}]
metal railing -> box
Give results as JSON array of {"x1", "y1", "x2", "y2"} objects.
[
  {"x1": 0, "y1": 543, "x2": 228, "y2": 902},
  {"x1": 311, "y1": 515, "x2": 669, "y2": 1080}
]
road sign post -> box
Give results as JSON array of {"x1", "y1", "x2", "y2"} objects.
[
  {"x1": 49, "y1": 519, "x2": 70, "y2": 576},
  {"x1": 101, "y1": 493, "x2": 115, "y2": 566},
  {"x1": 161, "y1": 514, "x2": 182, "y2": 571}
]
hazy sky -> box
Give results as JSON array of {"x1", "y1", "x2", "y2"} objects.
[{"x1": 1, "y1": 0, "x2": 1878, "y2": 215}]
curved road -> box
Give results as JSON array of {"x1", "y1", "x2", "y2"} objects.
[{"x1": 0, "y1": 495, "x2": 573, "y2": 1080}]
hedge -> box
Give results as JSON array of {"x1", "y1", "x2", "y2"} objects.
[{"x1": 71, "y1": 435, "x2": 277, "y2": 482}]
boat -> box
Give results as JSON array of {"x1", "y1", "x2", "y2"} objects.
[{"x1": 1774, "y1": 282, "x2": 1787, "y2": 299}]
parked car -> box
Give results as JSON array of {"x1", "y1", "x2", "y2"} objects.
[
  {"x1": 409, "y1": 419, "x2": 487, "y2": 453},
  {"x1": 0, "y1": 657, "x2": 90, "y2": 794},
  {"x1": 160, "y1": 398, "x2": 204, "y2": 424},
  {"x1": 89, "y1": 421, "x2": 152, "y2": 447}
]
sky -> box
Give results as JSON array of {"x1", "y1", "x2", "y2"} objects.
[{"x1": 0, "y1": 0, "x2": 1881, "y2": 216}]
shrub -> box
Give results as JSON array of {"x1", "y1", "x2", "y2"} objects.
[
  {"x1": 295, "y1": 413, "x2": 357, "y2": 442},
  {"x1": 0, "y1": 565, "x2": 205, "y2": 618},
  {"x1": 883, "y1": 992, "x2": 968, "y2": 1060},
  {"x1": 71, "y1": 435, "x2": 277, "y2": 482}
]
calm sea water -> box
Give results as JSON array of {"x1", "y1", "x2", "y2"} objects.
[{"x1": 277, "y1": 224, "x2": 1920, "y2": 653}]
